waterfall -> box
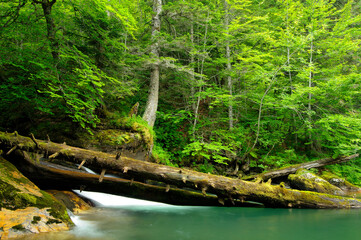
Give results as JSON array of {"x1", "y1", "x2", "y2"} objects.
[
  {"x1": 73, "y1": 190, "x2": 167, "y2": 206},
  {"x1": 75, "y1": 166, "x2": 168, "y2": 207}
]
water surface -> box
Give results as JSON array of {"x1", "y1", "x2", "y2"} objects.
[{"x1": 20, "y1": 204, "x2": 361, "y2": 240}]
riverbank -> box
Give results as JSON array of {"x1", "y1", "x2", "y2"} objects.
[
  {"x1": 0, "y1": 157, "x2": 90, "y2": 239},
  {"x1": 13, "y1": 205, "x2": 361, "y2": 240}
]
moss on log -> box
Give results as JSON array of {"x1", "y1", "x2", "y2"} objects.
[
  {"x1": 10, "y1": 150, "x2": 244, "y2": 207},
  {"x1": 244, "y1": 154, "x2": 359, "y2": 181},
  {"x1": 1, "y1": 131, "x2": 361, "y2": 209}
]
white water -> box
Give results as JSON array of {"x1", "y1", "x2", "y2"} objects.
[
  {"x1": 76, "y1": 165, "x2": 168, "y2": 207},
  {"x1": 81, "y1": 165, "x2": 131, "y2": 178},
  {"x1": 68, "y1": 189, "x2": 170, "y2": 239},
  {"x1": 80, "y1": 166, "x2": 97, "y2": 175},
  {"x1": 73, "y1": 190, "x2": 168, "y2": 206}
]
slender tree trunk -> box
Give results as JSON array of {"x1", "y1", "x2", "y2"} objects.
[
  {"x1": 307, "y1": 5, "x2": 315, "y2": 148},
  {"x1": 143, "y1": 0, "x2": 162, "y2": 127},
  {"x1": 37, "y1": 0, "x2": 58, "y2": 61},
  {"x1": 286, "y1": 0, "x2": 292, "y2": 90},
  {"x1": 286, "y1": 0, "x2": 297, "y2": 144},
  {"x1": 193, "y1": 11, "x2": 209, "y2": 137},
  {"x1": 190, "y1": 23, "x2": 196, "y2": 112},
  {"x1": 308, "y1": 38, "x2": 313, "y2": 113},
  {"x1": 287, "y1": 46, "x2": 292, "y2": 85},
  {"x1": 224, "y1": 0, "x2": 233, "y2": 130},
  {"x1": 308, "y1": 37, "x2": 314, "y2": 147}
]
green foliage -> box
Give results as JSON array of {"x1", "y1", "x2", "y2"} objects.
[
  {"x1": 1, "y1": 0, "x2": 361, "y2": 179},
  {"x1": 182, "y1": 141, "x2": 234, "y2": 165},
  {"x1": 326, "y1": 158, "x2": 361, "y2": 186},
  {"x1": 152, "y1": 144, "x2": 177, "y2": 167},
  {"x1": 251, "y1": 149, "x2": 308, "y2": 171},
  {"x1": 41, "y1": 46, "x2": 109, "y2": 131},
  {"x1": 313, "y1": 114, "x2": 361, "y2": 157},
  {"x1": 110, "y1": 114, "x2": 155, "y2": 150},
  {"x1": 194, "y1": 160, "x2": 215, "y2": 174},
  {"x1": 154, "y1": 110, "x2": 191, "y2": 163},
  {"x1": 0, "y1": 0, "x2": 138, "y2": 133}
]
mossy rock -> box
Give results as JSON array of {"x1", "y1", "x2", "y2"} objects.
[
  {"x1": 0, "y1": 157, "x2": 72, "y2": 239},
  {"x1": 27, "y1": 114, "x2": 155, "y2": 162},
  {"x1": 75, "y1": 127, "x2": 150, "y2": 161},
  {"x1": 321, "y1": 171, "x2": 361, "y2": 192},
  {"x1": 46, "y1": 190, "x2": 92, "y2": 214},
  {"x1": 95, "y1": 129, "x2": 149, "y2": 160},
  {"x1": 108, "y1": 115, "x2": 154, "y2": 150},
  {"x1": 288, "y1": 169, "x2": 345, "y2": 196},
  {"x1": 94, "y1": 129, "x2": 143, "y2": 150}
]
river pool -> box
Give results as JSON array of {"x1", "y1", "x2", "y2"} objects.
[{"x1": 17, "y1": 193, "x2": 361, "y2": 240}]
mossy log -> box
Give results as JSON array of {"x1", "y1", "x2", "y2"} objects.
[
  {"x1": 245, "y1": 154, "x2": 359, "y2": 181},
  {"x1": 1, "y1": 131, "x2": 361, "y2": 209},
  {"x1": 10, "y1": 150, "x2": 244, "y2": 207}
]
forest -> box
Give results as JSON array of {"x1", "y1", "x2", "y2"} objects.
[{"x1": 1, "y1": 0, "x2": 361, "y2": 185}]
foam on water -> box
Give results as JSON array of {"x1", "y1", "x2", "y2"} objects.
[
  {"x1": 73, "y1": 190, "x2": 168, "y2": 206},
  {"x1": 77, "y1": 166, "x2": 169, "y2": 206}
]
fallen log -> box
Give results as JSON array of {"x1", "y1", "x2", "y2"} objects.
[
  {"x1": 244, "y1": 154, "x2": 359, "y2": 181},
  {"x1": 9, "y1": 150, "x2": 246, "y2": 207},
  {"x1": 1, "y1": 131, "x2": 361, "y2": 209}
]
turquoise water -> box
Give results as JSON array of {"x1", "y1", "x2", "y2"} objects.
[{"x1": 22, "y1": 205, "x2": 361, "y2": 240}]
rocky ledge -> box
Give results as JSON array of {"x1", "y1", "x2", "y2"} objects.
[{"x1": 0, "y1": 156, "x2": 73, "y2": 239}]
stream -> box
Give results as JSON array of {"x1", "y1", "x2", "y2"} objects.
[{"x1": 16, "y1": 191, "x2": 361, "y2": 240}]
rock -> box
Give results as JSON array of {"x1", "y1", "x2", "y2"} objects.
[
  {"x1": 94, "y1": 129, "x2": 148, "y2": 160},
  {"x1": 288, "y1": 169, "x2": 345, "y2": 196},
  {"x1": 76, "y1": 128, "x2": 150, "y2": 161},
  {"x1": 0, "y1": 207, "x2": 69, "y2": 239},
  {"x1": 0, "y1": 157, "x2": 72, "y2": 239},
  {"x1": 46, "y1": 190, "x2": 92, "y2": 214},
  {"x1": 321, "y1": 171, "x2": 361, "y2": 192}
]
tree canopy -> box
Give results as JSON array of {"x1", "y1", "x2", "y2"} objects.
[{"x1": 1, "y1": 0, "x2": 361, "y2": 183}]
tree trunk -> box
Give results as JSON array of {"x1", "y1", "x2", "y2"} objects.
[
  {"x1": 1, "y1": 131, "x2": 361, "y2": 209},
  {"x1": 224, "y1": 0, "x2": 233, "y2": 130},
  {"x1": 308, "y1": 38, "x2": 313, "y2": 114},
  {"x1": 190, "y1": 23, "x2": 196, "y2": 112},
  {"x1": 36, "y1": 0, "x2": 59, "y2": 61},
  {"x1": 244, "y1": 154, "x2": 359, "y2": 181},
  {"x1": 143, "y1": 0, "x2": 162, "y2": 127},
  {"x1": 10, "y1": 150, "x2": 248, "y2": 207},
  {"x1": 192, "y1": 11, "x2": 209, "y2": 137}
]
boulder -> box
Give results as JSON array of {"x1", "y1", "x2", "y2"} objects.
[
  {"x1": 288, "y1": 169, "x2": 345, "y2": 196},
  {"x1": 92, "y1": 129, "x2": 148, "y2": 160},
  {"x1": 321, "y1": 171, "x2": 361, "y2": 192},
  {"x1": 46, "y1": 190, "x2": 92, "y2": 214},
  {"x1": 0, "y1": 157, "x2": 72, "y2": 239}
]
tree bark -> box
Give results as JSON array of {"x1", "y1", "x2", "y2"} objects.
[
  {"x1": 10, "y1": 150, "x2": 248, "y2": 207},
  {"x1": 1, "y1": 131, "x2": 361, "y2": 209},
  {"x1": 143, "y1": 0, "x2": 162, "y2": 127},
  {"x1": 190, "y1": 23, "x2": 196, "y2": 112},
  {"x1": 223, "y1": 0, "x2": 233, "y2": 130},
  {"x1": 34, "y1": 0, "x2": 59, "y2": 61},
  {"x1": 244, "y1": 154, "x2": 359, "y2": 181},
  {"x1": 192, "y1": 11, "x2": 209, "y2": 137}
]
